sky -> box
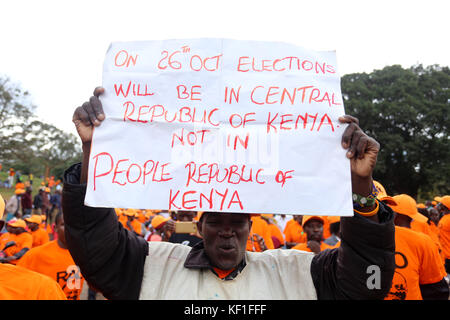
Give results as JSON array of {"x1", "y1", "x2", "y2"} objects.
[{"x1": 1, "y1": 0, "x2": 449, "y2": 137}]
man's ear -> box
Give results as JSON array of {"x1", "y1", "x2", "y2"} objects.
[{"x1": 197, "y1": 220, "x2": 203, "y2": 237}]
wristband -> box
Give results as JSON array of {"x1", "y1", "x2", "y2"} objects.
[
  {"x1": 353, "y1": 182, "x2": 378, "y2": 209},
  {"x1": 354, "y1": 199, "x2": 379, "y2": 217}
]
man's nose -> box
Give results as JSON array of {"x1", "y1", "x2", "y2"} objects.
[{"x1": 218, "y1": 224, "x2": 234, "y2": 237}]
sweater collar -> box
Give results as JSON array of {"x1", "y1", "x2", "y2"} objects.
[{"x1": 184, "y1": 241, "x2": 247, "y2": 280}]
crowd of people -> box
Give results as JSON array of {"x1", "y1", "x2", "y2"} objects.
[
  {"x1": 1, "y1": 173, "x2": 448, "y2": 300},
  {"x1": 0, "y1": 87, "x2": 448, "y2": 301}
]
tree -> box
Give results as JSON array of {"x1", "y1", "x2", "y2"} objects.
[
  {"x1": 341, "y1": 65, "x2": 450, "y2": 199},
  {"x1": 0, "y1": 75, "x2": 81, "y2": 178},
  {"x1": 24, "y1": 120, "x2": 81, "y2": 179},
  {"x1": 0, "y1": 76, "x2": 36, "y2": 165}
]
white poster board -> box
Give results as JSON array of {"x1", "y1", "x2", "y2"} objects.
[{"x1": 85, "y1": 39, "x2": 353, "y2": 216}]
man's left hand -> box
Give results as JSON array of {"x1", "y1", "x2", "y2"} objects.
[{"x1": 339, "y1": 115, "x2": 380, "y2": 196}]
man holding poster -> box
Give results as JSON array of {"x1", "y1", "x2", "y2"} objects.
[{"x1": 63, "y1": 39, "x2": 395, "y2": 300}]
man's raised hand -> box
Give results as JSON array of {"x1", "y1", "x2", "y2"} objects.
[{"x1": 72, "y1": 87, "x2": 105, "y2": 144}]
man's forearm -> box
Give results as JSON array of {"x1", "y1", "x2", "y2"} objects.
[
  {"x1": 63, "y1": 163, "x2": 149, "y2": 299},
  {"x1": 310, "y1": 202, "x2": 395, "y2": 300},
  {"x1": 80, "y1": 143, "x2": 91, "y2": 184}
]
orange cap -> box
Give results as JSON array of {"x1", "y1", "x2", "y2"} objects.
[
  {"x1": 44, "y1": 187, "x2": 51, "y2": 193},
  {"x1": 40, "y1": 214, "x2": 47, "y2": 221},
  {"x1": 195, "y1": 211, "x2": 203, "y2": 221},
  {"x1": 416, "y1": 203, "x2": 426, "y2": 209},
  {"x1": 388, "y1": 194, "x2": 428, "y2": 223},
  {"x1": 124, "y1": 209, "x2": 136, "y2": 217},
  {"x1": 151, "y1": 215, "x2": 169, "y2": 229},
  {"x1": 261, "y1": 214, "x2": 274, "y2": 219},
  {"x1": 434, "y1": 196, "x2": 442, "y2": 203},
  {"x1": 373, "y1": 180, "x2": 397, "y2": 206},
  {"x1": 25, "y1": 215, "x2": 42, "y2": 224},
  {"x1": 440, "y1": 195, "x2": 450, "y2": 210},
  {"x1": 302, "y1": 215, "x2": 325, "y2": 227},
  {"x1": 327, "y1": 216, "x2": 341, "y2": 224},
  {"x1": 8, "y1": 218, "x2": 27, "y2": 228}
]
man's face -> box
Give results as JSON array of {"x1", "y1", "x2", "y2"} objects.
[
  {"x1": 303, "y1": 220, "x2": 324, "y2": 242},
  {"x1": 26, "y1": 222, "x2": 39, "y2": 232},
  {"x1": 55, "y1": 216, "x2": 66, "y2": 246},
  {"x1": 429, "y1": 208, "x2": 440, "y2": 223},
  {"x1": 177, "y1": 211, "x2": 196, "y2": 222},
  {"x1": 294, "y1": 215, "x2": 303, "y2": 224},
  {"x1": 438, "y1": 204, "x2": 449, "y2": 216},
  {"x1": 198, "y1": 212, "x2": 251, "y2": 271}
]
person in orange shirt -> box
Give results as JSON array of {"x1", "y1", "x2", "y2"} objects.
[
  {"x1": 428, "y1": 207, "x2": 441, "y2": 237},
  {"x1": 437, "y1": 195, "x2": 450, "y2": 275},
  {"x1": 246, "y1": 215, "x2": 274, "y2": 252},
  {"x1": 384, "y1": 194, "x2": 448, "y2": 300},
  {"x1": 324, "y1": 216, "x2": 341, "y2": 247},
  {"x1": 18, "y1": 213, "x2": 85, "y2": 300},
  {"x1": 410, "y1": 216, "x2": 443, "y2": 258},
  {"x1": 122, "y1": 209, "x2": 145, "y2": 237},
  {"x1": 0, "y1": 193, "x2": 66, "y2": 300},
  {"x1": 292, "y1": 216, "x2": 334, "y2": 253},
  {"x1": 145, "y1": 215, "x2": 170, "y2": 242},
  {"x1": 0, "y1": 263, "x2": 67, "y2": 300},
  {"x1": 261, "y1": 214, "x2": 285, "y2": 248},
  {"x1": 0, "y1": 218, "x2": 32, "y2": 264},
  {"x1": 283, "y1": 215, "x2": 307, "y2": 248},
  {"x1": 39, "y1": 213, "x2": 55, "y2": 240},
  {"x1": 15, "y1": 180, "x2": 25, "y2": 191},
  {"x1": 25, "y1": 214, "x2": 50, "y2": 248}
]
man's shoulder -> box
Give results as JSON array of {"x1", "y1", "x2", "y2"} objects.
[
  {"x1": 246, "y1": 248, "x2": 314, "y2": 264},
  {"x1": 438, "y1": 214, "x2": 450, "y2": 227},
  {"x1": 147, "y1": 241, "x2": 192, "y2": 256},
  {"x1": 396, "y1": 226, "x2": 435, "y2": 249}
]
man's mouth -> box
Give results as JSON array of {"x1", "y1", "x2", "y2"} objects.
[{"x1": 218, "y1": 244, "x2": 236, "y2": 253}]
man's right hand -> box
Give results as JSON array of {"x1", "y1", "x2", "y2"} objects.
[
  {"x1": 72, "y1": 87, "x2": 105, "y2": 144},
  {"x1": 73, "y1": 87, "x2": 106, "y2": 183}
]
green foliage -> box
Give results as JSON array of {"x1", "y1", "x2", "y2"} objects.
[
  {"x1": 0, "y1": 75, "x2": 81, "y2": 179},
  {"x1": 341, "y1": 65, "x2": 450, "y2": 199}
]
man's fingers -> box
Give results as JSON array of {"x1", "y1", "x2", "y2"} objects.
[
  {"x1": 356, "y1": 136, "x2": 369, "y2": 159},
  {"x1": 341, "y1": 122, "x2": 358, "y2": 150},
  {"x1": 93, "y1": 86, "x2": 105, "y2": 98},
  {"x1": 89, "y1": 96, "x2": 105, "y2": 121},
  {"x1": 81, "y1": 101, "x2": 100, "y2": 126},
  {"x1": 338, "y1": 115, "x2": 359, "y2": 125},
  {"x1": 72, "y1": 106, "x2": 91, "y2": 127}
]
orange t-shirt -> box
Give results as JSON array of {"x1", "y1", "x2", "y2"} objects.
[
  {"x1": 411, "y1": 220, "x2": 442, "y2": 254},
  {"x1": 438, "y1": 214, "x2": 450, "y2": 259},
  {"x1": 268, "y1": 223, "x2": 285, "y2": 246},
  {"x1": 385, "y1": 226, "x2": 446, "y2": 300},
  {"x1": 246, "y1": 216, "x2": 274, "y2": 252},
  {"x1": 15, "y1": 182, "x2": 25, "y2": 190},
  {"x1": 0, "y1": 232, "x2": 14, "y2": 248},
  {"x1": 322, "y1": 217, "x2": 331, "y2": 240},
  {"x1": 30, "y1": 228, "x2": 50, "y2": 248},
  {"x1": 291, "y1": 241, "x2": 334, "y2": 252},
  {"x1": 0, "y1": 263, "x2": 66, "y2": 300},
  {"x1": 0, "y1": 232, "x2": 33, "y2": 264},
  {"x1": 283, "y1": 219, "x2": 307, "y2": 244},
  {"x1": 17, "y1": 240, "x2": 84, "y2": 300},
  {"x1": 124, "y1": 219, "x2": 144, "y2": 236}
]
